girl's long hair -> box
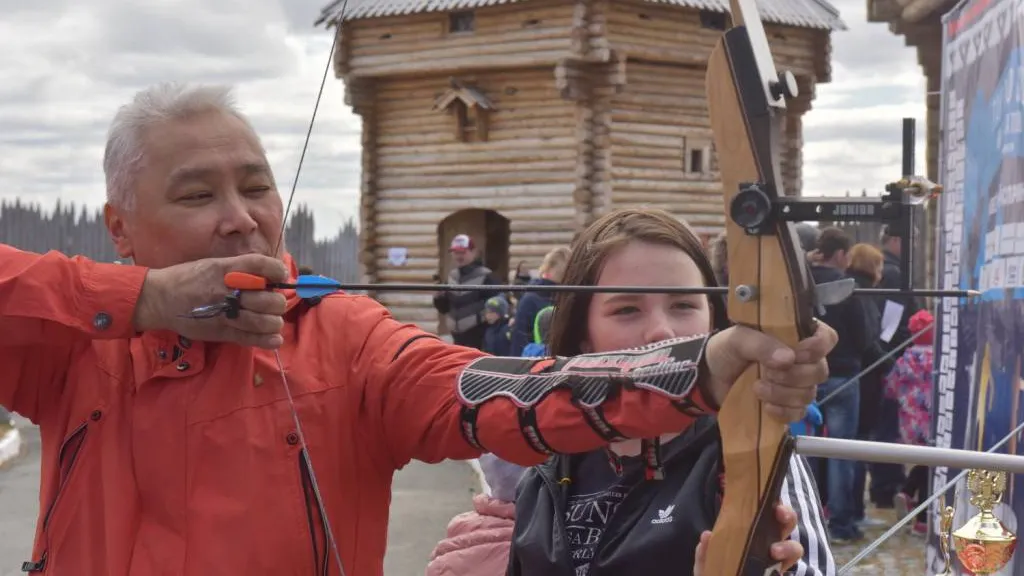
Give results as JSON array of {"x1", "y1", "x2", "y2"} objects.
[
  {"x1": 847, "y1": 242, "x2": 885, "y2": 285},
  {"x1": 548, "y1": 208, "x2": 729, "y2": 357}
]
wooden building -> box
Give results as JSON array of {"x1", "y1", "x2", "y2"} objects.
[
  {"x1": 316, "y1": 0, "x2": 845, "y2": 332},
  {"x1": 868, "y1": 0, "x2": 952, "y2": 289}
]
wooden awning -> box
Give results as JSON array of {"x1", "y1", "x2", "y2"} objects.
[{"x1": 432, "y1": 78, "x2": 495, "y2": 113}]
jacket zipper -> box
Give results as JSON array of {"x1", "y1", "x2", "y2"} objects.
[
  {"x1": 536, "y1": 467, "x2": 582, "y2": 575},
  {"x1": 22, "y1": 422, "x2": 90, "y2": 573},
  {"x1": 298, "y1": 450, "x2": 331, "y2": 576}
]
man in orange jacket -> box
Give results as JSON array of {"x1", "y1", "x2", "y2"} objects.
[{"x1": 0, "y1": 82, "x2": 837, "y2": 576}]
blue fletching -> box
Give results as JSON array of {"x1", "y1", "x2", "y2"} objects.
[{"x1": 294, "y1": 275, "x2": 342, "y2": 299}]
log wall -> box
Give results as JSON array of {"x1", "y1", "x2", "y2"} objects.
[
  {"x1": 336, "y1": 0, "x2": 836, "y2": 329},
  {"x1": 367, "y1": 69, "x2": 579, "y2": 329},
  {"x1": 603, "y1": 0, "x2": 828, "y2": 79},
  {"x1": 339, "y1": 1, "x2": 579, "y2": 78}
]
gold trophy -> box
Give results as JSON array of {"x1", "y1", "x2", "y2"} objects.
[
  {"x1": 952, "y1": 470, "x2": 1018, "y2": 574},
  {"x1": 938, "y1": 500, "x2": 956, "y2": 576}
]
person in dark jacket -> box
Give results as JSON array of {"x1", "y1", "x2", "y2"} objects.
[
  {"x1": 809, "y1": 227, "x2": 873, "y2": 542},
  {"x1": 869, "y1": 225, "x2": 920, "y2": 506},
  {"x1": 843, "y1": 243, "x2": 893, "y2": 528},
  {"x1": 432, "y1": 234, "x2": 503, "y2": 350},
  {"x1": 507, "y1": 208, "x2": 834, "y2": 576},
  {"x1": 510, "y1": 247, "x2": 569, "y2": 355},
  {"x1": 482, "y1": 295, "x2": 512, "y2": 356}
]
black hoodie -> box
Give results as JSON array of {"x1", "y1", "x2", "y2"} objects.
[
  {"x1": 506, "y1": 419, "x2": 834, "y2": 576},
  {"x1": 809, "y1": 264, "x2": 874, "y2": 377}
]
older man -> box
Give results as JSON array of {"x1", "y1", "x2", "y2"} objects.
[{"x1": 1, "y1": 83, "x2": 836, "y2": 576}]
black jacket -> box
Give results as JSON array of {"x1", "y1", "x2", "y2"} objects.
[
  {"x1": 507, "y1": 419, "x2": 834, "y2": 576},
  {"x1": 432, "y1": 260, "x2": 502, "y2": 349},
  {"x1": 846, "y1": 269, "x2": 892, "y2": 376},
  {"x1": 877, "y1": 250, "x2": 922, "y2": 352},
  {"x1": 809, "y1": 265, "x2": 873, "y2": 377},
  {"x1": 509, "y1": 278, "x2": 556, "y2": 355}
]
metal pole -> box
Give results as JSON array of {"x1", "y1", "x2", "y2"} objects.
[
  {"x1": 838, "y1": 420, "x2": 1024, "y2": 574},
  {"x1": 901, "y1": 117, "x2": 915, "y2": 292},
  {"x1": 794, "y1": 436, "x2": 1024, "y2": 474}
]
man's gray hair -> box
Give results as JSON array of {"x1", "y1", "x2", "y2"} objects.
[{"x1": 103, "y1": 82, "x2": 261, "y2": 210}]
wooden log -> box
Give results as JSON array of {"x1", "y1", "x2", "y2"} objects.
[
  {"x1": 377, "y1": 148, "x2": 577, "y2": 167},
  {"x1": 375, "y1": 207, "x2": 578, "y2": 223},
  {"x1": 348, "y1": 51, "x2": 575, "y2": 78},
  {"x1": 377, "y1": 193, "x2": 575, "y2": 213},
  {"x1": 378, "y1": 171, "x2": 575, "y2": 190}
]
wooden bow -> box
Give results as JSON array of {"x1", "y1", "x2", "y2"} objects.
[{"x1": 702, "y1": 0, "x2": 820, "y2": 572}]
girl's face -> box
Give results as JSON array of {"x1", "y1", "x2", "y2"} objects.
[{"x1": 581, "y1": 240, "x2": 713, "y2": 354}]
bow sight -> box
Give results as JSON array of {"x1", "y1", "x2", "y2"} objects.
[{"x1": 730, "y1": 119, "x2": 938, "y2": 294}]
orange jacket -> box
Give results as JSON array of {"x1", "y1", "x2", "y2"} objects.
[{"x1": 0, "y1": 244, "x2": 716, "y2": 576}]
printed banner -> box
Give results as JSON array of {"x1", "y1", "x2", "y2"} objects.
[{"x1": 933, "y1": 0, "x2": 1024, "y2": 572}]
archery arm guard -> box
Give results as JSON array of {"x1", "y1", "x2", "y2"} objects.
[{"x1": 455, "y1": 334, "x2": 717, "y2": 459}]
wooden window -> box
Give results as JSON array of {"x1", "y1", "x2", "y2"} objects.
[
  {"x1": 449, "y1": 11, "x2": 475, "y2": 33},
  {"x1": 684, "y1": 138, "x2": 711, "y2": 174},
  {"x1": 454, "y1": 102, "x2": 484, "y2": 142},
  {"x1": 699, "y1": 10, "x2": 728, "y2": 30},
  {"x1": 432, "y1": 79, "x2": 494, "y2": 143}
]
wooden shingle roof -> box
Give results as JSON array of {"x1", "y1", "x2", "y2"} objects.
[{"x1": 317, "y1": 0, "x2": 845, "y2": 31}]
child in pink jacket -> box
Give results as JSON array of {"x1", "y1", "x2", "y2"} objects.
[{"x1": 425, "y1": 454, "x2": 525, "y2": 576}]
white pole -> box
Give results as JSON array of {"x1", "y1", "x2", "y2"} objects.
[{"x1": 793, "y1": 436, "x2": 1024, "y2": 474}]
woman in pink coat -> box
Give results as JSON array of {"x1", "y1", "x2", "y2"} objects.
[{"x1": 425, "y1": 454, "x2": 525, "y2": 576}]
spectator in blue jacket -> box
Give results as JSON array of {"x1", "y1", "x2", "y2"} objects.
[
  {"x1": 482, "y1": 295, "x2": 512, "y2": 356},
  {"x1": 510, "y1": 247, "x2": 570, "y2": 355}
]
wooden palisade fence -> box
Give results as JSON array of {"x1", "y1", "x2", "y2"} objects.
[{"x1": 0, "y1": 200, "x2": 361, "y2": 284}]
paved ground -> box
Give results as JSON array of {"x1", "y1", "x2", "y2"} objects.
[
  {"x1": 0, "y1": 419, "x2": 479, "y2": 576},
  {"x1": 831, "y1": 506, "x2": 930, "y2": 574}
]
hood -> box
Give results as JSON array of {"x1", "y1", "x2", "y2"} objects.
[{"x1": 809, "y1": 264, "x2": 844, "y2": 284}]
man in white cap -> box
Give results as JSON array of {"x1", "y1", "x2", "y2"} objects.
[{"x1": 433, "y1": 233, "x2": 503, "y2": 350}]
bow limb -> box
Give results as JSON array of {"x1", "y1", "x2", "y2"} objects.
[{"x1": 702, "y1": 0, "x2": 820, "y2": 573}]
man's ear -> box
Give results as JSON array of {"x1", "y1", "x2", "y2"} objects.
[{"x1": 104, "y1": 203, "x2": 134, "y2": 259}]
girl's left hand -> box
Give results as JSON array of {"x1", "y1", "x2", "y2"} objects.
[{"x1": 693, "y1": 503, "x2": 804, "y2": 575}]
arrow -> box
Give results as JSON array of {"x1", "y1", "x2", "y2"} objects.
[{"x1": 222, "y1": 272, "x2": 980, "y2": 299}]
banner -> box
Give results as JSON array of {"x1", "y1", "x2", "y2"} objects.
[{"x1": 933, "y1": 0, "x2": 1024, "y2": 572}]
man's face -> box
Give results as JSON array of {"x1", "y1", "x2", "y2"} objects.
[
  {"x1": 451, "y1": 248, "x2": 474, "y2": 267},
  {"x1": 484, "y1": 310, "x2": 500, "y2": 324},
  {"x1": 104, "y1": 110, "x2": 283, "y2": 269},
  {"x1": 887, "y1": 236, "x2": 902, "y2": 257}
]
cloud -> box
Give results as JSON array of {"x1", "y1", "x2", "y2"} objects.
[
  {"x1": 0, "y1": 0, "x2": 936, "y2": 242},
  {"x1": 0, "y1": 0, "x2": 361, "y2": 237},
  {"x1": 803, "y1": 0, "x2": 931, "y2": 198}
]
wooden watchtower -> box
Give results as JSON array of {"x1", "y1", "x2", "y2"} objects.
[{"x1": 316, "y1": 0, "x2": 844, "y2": 333}]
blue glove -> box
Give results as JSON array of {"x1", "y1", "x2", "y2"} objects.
[{"x1": 789, "y1": 402, "x2": 823, "y2": 436}]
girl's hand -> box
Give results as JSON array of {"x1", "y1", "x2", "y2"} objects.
[{"x1": 693, "y1": 504, "x2": 804, "y2": 575}]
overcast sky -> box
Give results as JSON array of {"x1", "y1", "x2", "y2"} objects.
[{"x1": 0, "y1": 0, "x2": 929, "y2": 239}]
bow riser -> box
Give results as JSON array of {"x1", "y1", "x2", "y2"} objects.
[{"x1": 703, "y1": 8, "x2": 819, "y2": 575}]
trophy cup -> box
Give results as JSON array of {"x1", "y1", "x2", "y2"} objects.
[
  {"x1": 938, "y1": 499, "x2": 956, "y2": 576},
  {"x1": 952, "y1": 470, "x2": 1018, "y2": 574}
]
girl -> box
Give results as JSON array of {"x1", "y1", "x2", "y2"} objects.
[
  {"x1": 507, "y1": 208, "x2": 834, "y2": 575},
  {"x1": 886, "y1": 309, "x2": 935, "y2": 536}
]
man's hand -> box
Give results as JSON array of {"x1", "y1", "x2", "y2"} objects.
[
  {"x1": 703, "y1": 321, "x2": 837, "y2": 422},
  {"x1": 134, "y1": 254, "x2": 289, "y2": 349},
  {"x1": 693, "y1": 504, "x2": 804, "y2": 575}
]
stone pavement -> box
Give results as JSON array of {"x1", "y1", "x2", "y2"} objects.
[{"x1": 831, "y1": 504, "x2": 930, "y2": 574}]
